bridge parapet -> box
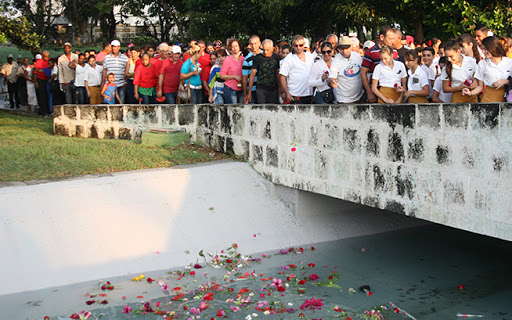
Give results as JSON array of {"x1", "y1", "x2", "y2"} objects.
[{"x1": 53, "y1": 103, "x2": 512, "y2": 241}]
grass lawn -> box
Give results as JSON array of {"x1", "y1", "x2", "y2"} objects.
[
  {"x1": 0, "y1": 110, "x2": 232, "y2": 182},
  {"x1": 0, "y1": 45, "x2": 103, "y2": 63}
]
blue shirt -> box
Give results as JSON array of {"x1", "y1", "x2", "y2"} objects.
[
  {"x1": 242, "y1": 51, "x2": 259, "y2": 91},
  {"x1": 181, "y1": 59, "x2": 202, "y2": 87},
  {"x1": 103, "y1": 83, "x2": 117, "y2": 104}
]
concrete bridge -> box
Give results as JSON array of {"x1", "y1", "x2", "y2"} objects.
[{"x1": 53, "y1": 102, "x2": 512, "y2": 241}]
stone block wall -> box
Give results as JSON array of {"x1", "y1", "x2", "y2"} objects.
[
  {"x1": 195, "y1": 103, "x2": 512, "y2": 241},
  {"x1": 53, "y1": 104, "x2": 197, "y2": 140},
  {"x1": 53, "y1": 103, "x2": 512, "y2": 241}
]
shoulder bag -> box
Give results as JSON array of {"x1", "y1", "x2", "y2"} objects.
[{"x1": 177, "y1": 61, "x2": 192, "y2": 104}]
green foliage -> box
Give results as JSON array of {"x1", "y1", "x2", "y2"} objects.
[{"x1": 0, "y1": 10, "x2": 43, "y2": 53}]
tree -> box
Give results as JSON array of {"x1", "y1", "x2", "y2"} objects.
[{"x1": 0, "y1": 8, "x2": 44, "y2": 53}]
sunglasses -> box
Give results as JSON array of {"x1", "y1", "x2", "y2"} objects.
[
  {"x1": 294, "y1": 43, "x2": 304, "y2": 47},
  {"x1": 322, "y1": 50, "x2": 332, "y2": 54}
]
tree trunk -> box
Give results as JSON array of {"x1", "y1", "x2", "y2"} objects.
[{"x1": 414, "y1": 19, "x2": 424, "y2": 44}]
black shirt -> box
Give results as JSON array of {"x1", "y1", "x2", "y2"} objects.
[{"x1": 252, "y1": 53, "x2": 280, "y2": 91}]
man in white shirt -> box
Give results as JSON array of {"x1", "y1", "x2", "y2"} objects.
[
  {"x1": 69, "y1": 53, "x2": 90, "y2": 104},
  {"x1": 85, "y1": 55, "x2": 104, "y2": 104},
  {"x1": 328, "y1": 36, "x2": 364, "y2": 103},
  {"x1": 279, "y1": 35, "x2": 314, "y2": 104}
]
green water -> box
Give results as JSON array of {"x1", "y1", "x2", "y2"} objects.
[{"x1": 11, "y1": 224, "x2": 512, "y2": 320}]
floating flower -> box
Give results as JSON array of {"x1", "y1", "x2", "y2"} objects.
[
  {"x1": 309, "y1": 274, "x2": 319, "y2": 281},
  {"x1": 194, "y1": 264, "x2": 203, "y2": 269},
  {"x1": 122, "y1": 305, "x2": 131, "y2": 314},
  {"x1": 190, "y1": 271, "x2": 196, "y2": 276},
  {"x1": 311, "y1": 247, "x2": 315, "y2": 250},
  {"x1": 308, "y1": 263, "x2": 315, "y2": 268},
  {"x1": 85, "y1": 300, "x2": 95, "y2": 305},
  {"x1": 458, "y1": 284, "x2": 465, "y2": 290},
  {"x1": 291, "y1": 147, "x2": 296, "y2": 152},
  {"x1": 230, "y1": 305, "x2": 241, "y2": 312},
  {"x1": 161, "y1": 282, "x2": 169, "y2": 291},
  {"x1": 216, "y1": 309, "x2": 226, "y2": 317},
  {"x1": 100, "y1": 300, "x2": 108, "y2": 304},
  {"x1": 277, "y1": 286, "x2": 286, "y2": 292},
  {"x1": 190, "y1": 307, "x2": 200, "y2": 315},
  {"x1": 147, "y1": 277, "x2": 154, "y2": 283}
]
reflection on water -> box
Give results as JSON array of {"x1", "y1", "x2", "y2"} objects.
[{"x1": 14, "y1": 224, "x2": 512, "y2": 320}]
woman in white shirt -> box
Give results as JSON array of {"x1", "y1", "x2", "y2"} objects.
[
  {"x1": 371, "y1": 45, "x2": 407, "y2": 104},
  {"x1": 441, "y1": 41, "x2": 478, "y2": 103},
  {"x1": 401, "y1": 50, "x2": 429, "y2": 103},
  {"x1": 463, "y1": 36, "x2": 512, "y2": 102},
  {"x1": 309, "y1": 42, "x2": 334, "y2": 104}
]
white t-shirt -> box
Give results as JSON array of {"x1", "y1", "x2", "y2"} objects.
[
  {"x1": 280, "y1": 51, "x2": 314, "y2": 96},
  {"x1": 407, "y1": 66, "x2": 429, "y2": 96},
  {"x1": 308, "y1": 58, "x2": 331, "y2": 92},
  {"x1": 74, "y1": 63, "x2": 90, "y2": 87},
  {"x1": 85, "y1": 65, "x2": 104, "y2": 87},
  {"x1": 329, "y1": 51, "x2": 363, "y2": 103},
  {"x1": 420, "y1": 64, "x2": 436, "y2": 99},
  {"x1": 441, "y1": 55, "x2": 477, "y2": 88},
  {"x1": 372, "y1": 61, "x2": 407, "y2": 88},
  {"x1": 433, "y1": 76, "x2": 452, "y2": 103},
  {"x1": 474, "y1": 56, "x2": 512, "y2": 87},
  {"x1": 51, "y1": 66, "x2": 58, "y2": 76}
]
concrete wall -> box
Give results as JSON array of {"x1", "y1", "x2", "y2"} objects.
[{"x1": 53, "y1": 103, "x2": 512, "y2": 241}]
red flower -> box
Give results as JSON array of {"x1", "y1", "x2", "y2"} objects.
[
  {"x1": 366, "y1": 291, "x2": 372, "y2": 296},
  {"x1": 291, "y1": 147, "x2": 296, "y2": 152},
  {"x1": 226, "y1": 259, "x2": 232, "y2": 263},
  {"x1": 190, "y1": 271, "x2": 196, "y2": 276},
  {"x1": 203, "y1": 292, "x2": 214, "y2": 301},
  {"x1": 308, "y1": 263, "x2": 315, "y2": 267},
  {"x1": 277, "y1": 286, "x2": 286, "y2": 292},
  {"x1": 299, "y1": 247, "x2": 304, "y2": 252},
  {"x1": 147, "y1": 278, "x2": 154, "y2": 283},
  {"x1": 288, "y1": 264, "x2": 297, "y2": 268},
  {"x1": 299, "y1": 313, "x2": 306, "y2": 318},
  {"x1": 44, "y1": 317, "x2": 50, "y2": 320},
  {"x1": 394, "y1": 83, "x2": 398, "y2": 88},
  {"x1": 309, "y1": 274, "x2": 319, "y2": 281},
  {"x1": 137, "y1": 296, "x2": 144, "y2": 298},
  {"x1": 86, "y1": 300, "x2": 95, "y2": 305},
  {"x1": 100, "y1": 300, "x2": 109, "y2": 304},
  {"x1": 298, "y1": 280, "x2": 307, "y2": 285},
  {"x1": 194, "y1": 264, "x2": 202, "y2": 269},
  {"x1": 172, "y1": 287, "x2": 182, "y2": 291},
  {"x1": 233, "y1": 243, "x2": 238, "y2": 248},
  {"x1": 70, "y1": 313, "x2": 80, "y2": 319},
  {"x1": 394, "y1": 308, "x2": 400, "y2": 313},
  {"x1": 458, "y1": 284, "x2": 465, "y2": 290},
  {"x1": 328, "y1": 275, "x2": 333, "y2": 280},
  {"x1": 311, "y1": 247, "x2": 315, "y2": 250}
]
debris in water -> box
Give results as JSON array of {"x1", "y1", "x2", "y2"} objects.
[{"x1": 456, "y1": 313, "x2": 484, "y2": 318}]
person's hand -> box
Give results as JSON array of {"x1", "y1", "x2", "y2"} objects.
[
  {"x1": 87, "y1": 91, "x2": 91, "y2": 97},
  {"x1": 396, "y1": 85, "x2": 406, "y2": 93},
  {"x1": 245, "y1": 94, "x2": 252, "y2": 104},
  {"x1": 321, "y1": 72, "x2": 329, "y2": 81},
  {"x1": 134, "y1": 93, "x2": 139, "y2": 101},
  {"x1": 192, "y1": 70, "x2": 200, "y2": 76},
  {"x1": 209, "y1": 95, "x2": 214, "y2": 103},
  {"x1": 367, "y1": 92, "x2": 377, "y2": 103},
  {"x1": 492, "y1": 79, "x2": 507, "y2": 89},
  {"x1": 404, "y1": 91, "x2": 411, "y2": 99},
  {"x1": 284, "y1": 92, "x2": 293, "y2": 102},
  {"x1": 233, "y1": 75, "x2": 242, "y2": 82},
  {"x1": 328, "y1": 78, "x2": 338, "y2": 88},
  {"x1": 462, "y1": 88, "x2": 471, "y2": 96},
  {"x1": 469, "y1": 79, "x2": 478, "y2": 90},
  {"x1": 384, "y1": 97, "x2": 395, "y2": 104},
  {"x1": 157, "y1": 90, "x2": 162, "y2": 98}
]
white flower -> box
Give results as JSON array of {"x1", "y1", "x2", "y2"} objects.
[
  {"x1": 288, "y1": 302, "x2": 293, "y2": 306},
  {"x1": 252, "y1": 313, "x2": 258, "y2": 317},
  {"x1": 263, "y1": 310, "x2": 270, "y2": 315},
  {"x1": 245, "y1": 316, "x2": 252, "y2": 320},
  {"x1": 285, "y1": 283, "x2": 289, "y2": 288}
]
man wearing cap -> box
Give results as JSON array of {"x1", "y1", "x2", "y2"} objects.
[
  {"x1": 1, "y1": 54, "x2": 20, "y2": 109},
  {"x1": 34, "y1": 51, "x2": 51, "y2": 115},
  {"x1": 102, "y1": 40, "x2": 128, "y2": 103},
  {"x1": 58, "y1": 42, "x2": 78, "y2": 104},
  {"x1": 158, "y1": 45, "x2": 183, "y2": 104},
  {"x1": 328, "y1": 36, "x2": 364, "y2": 104}
]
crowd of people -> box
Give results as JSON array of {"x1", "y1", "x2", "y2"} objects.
[{"x1": 2, "y1": 24, "x2": 512, "y2": 114}]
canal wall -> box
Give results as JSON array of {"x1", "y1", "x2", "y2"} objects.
[{"x1": 53, "y1": 103, "x2": 512, "y2": 241}]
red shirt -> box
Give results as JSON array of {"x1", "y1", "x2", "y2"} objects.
[
  {"x1": 133, "y1": 63, "x2": 158, "y2": 88},
  {"x1": 200, "y1": 64, "x2": 213, "y2": 94},
  {"x1": 160, "y1": 58, "x2": 183, "y2": 93},
  {"x1": 151, "y1": 58, "x2": 165, "y2": 91},
  {"x1": 35, "y1": 59, "x2": 49, "y2": 80}
]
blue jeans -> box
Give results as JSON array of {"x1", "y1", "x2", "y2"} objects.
[
  {"x1": 214, "y1": 92, "x2": 224, "y2": 104},
  {"x1": 315, "y1": 91, "x2": 327, "y2": 104},
  {"x1": 126, "y1": 79, "x2": 137, "y2": 104},
  {"x1": 117, "y1": 85, "x2": 126, "y2": 104},
  {"x1": 74, "y1": 87, "x2": 87, "y2": 104},
  {"x1": 223, "y1": 86, "x2": 243, "y2": 104},
  {"x1": 164, "y1": 92, "x2": 177, "y2": 104},
  {"x1": 191, "y1": 88, "x2": 202, "y2": 104},
  {"x1": 140, "y1": 94, "x2": 155, "y2": 104}
]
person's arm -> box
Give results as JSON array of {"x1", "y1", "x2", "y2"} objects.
[
  {"x1": 246, "y1": 69, "x2": 257, "y2": 104},
  {"x1": 371, "y1": 78, "x2": 393, "y2": 103},
  {"x1": 68, "y1": 59, "x2": 77, "y2": 69},
  {"x1": 115, "y1": 87, "x2": 121, "y2": 104},
  {"x1": 361, "y1": 67, "x2": 376, "y2": 102},
  {"x1": 394, "y1": 76, "x2": 407, "y2": 103},
  {"x1": 134, "y1": 85, "x2": 139, "y2": 101},
  {"x1": 462, "y1": 79, "x2": 484, "y2": 96},
  {"x1": 279, "y1": 74, "x2": 292, "y2": 102},
  {"x1": 406, "y1": 84, "x2": 430, "y2": 99},
  {"x1": 125, "y1": 61, "x2": 134, "y2": 78},
  {"x1": 101, "y1": 67, "x2": 107, "y2": 88},
  {"x1": 101, "y1": 83, "x2": 108, "y2": 95},
  {"x1": 442, "y1": 79, "x2": 463, "y2": 93},
  {"x1": 85, "y1": 80, "x2": 91, "y2": 97},
  {"x1": 158, "y1": 74, "x2": 164, "y2": 97}
]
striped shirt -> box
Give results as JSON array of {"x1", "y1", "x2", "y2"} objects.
[
  {"x1": 103, "y1": 53, "x2": 128, "y2": 86},
  {"x1": 242, "y1": 51, "x2": 260, "y2": 91},
  {"x1": 362, "y1": 43, "x2": 398, "y2": 74}
]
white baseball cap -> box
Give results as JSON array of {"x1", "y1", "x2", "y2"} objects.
[
  {"x1": 171, "y1": 45, "x2": 182, "y2": 54},
  {"x1": 7, "y1": 54, "x2": 13, "y2": 58},
  {"x1": 363, "y1": 40, "x2": 375, "y2": 50},
  {"x1": 111, "y1": 40, "x2": 121, "y2": 47},
  {"x1": 35, "y1": 54, "x2": 42, "y2": 60}
]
